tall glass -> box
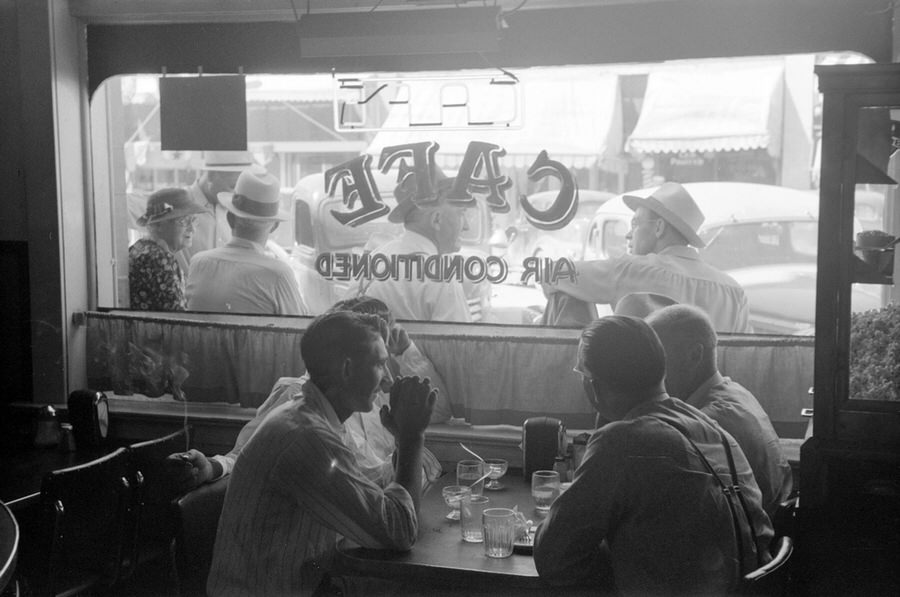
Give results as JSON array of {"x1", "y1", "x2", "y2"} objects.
[
  {"x1": 482, "y1": 508, "x2": 516, "y2": 558},
  {"x1": 531, "y1": 470, "x2": 560, "y2": 513},
  {"x1": 457, "y1": 459, "x2": 485, "y2": 496},
  {"x1": 442, "y1": 485, "x2": 471, "y2": 521},
  {"x1": 460, "y1": 494, "x2": 490, "y2": 543}
]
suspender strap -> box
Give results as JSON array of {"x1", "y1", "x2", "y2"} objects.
[{"x1": 653, "y1": 417, "x2": 762, "y2": 577}]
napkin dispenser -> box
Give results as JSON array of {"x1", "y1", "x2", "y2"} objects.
[{"x1": 522, "y1": 416, "x2": 566, "y2": 479}]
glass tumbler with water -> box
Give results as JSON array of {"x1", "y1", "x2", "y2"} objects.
[
  {"x1": 457, "y1": 459, "x2": 485, "y2": 496},
  {"x1": 531, "y1": 470, "x2": 561, "y2": 512},
  {"x1": 460, "y1": 494, "x2": 490, "y2": 542},
  {"x1": 482, "y1": 507, "x2": 516, "y2": 558}
]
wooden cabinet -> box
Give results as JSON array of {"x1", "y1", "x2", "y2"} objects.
[{"x1": 800, "y1": 63, "x2": 900, "y2": 596}]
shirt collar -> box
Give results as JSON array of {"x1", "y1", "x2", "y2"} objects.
[
  {"x1": 402, "y1": 230, "x2": 439, "y2": 253},
  {"x1": 686, "y1": 371, "x2": 725, "y2": 406},
  {"x1": 225, "y1": 236, "x2": 268, "y2": 254},
  {"x1": 657, "y1": 245, "x2": 700, "y2": 260},
  {"x1": 621, "y1": 392, "x2": 669, "y2": 420},
  {"x1": 302, "y1": 379, "x2": 343, "y2": 432}
]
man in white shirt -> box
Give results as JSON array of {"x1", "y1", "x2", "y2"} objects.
[
  {"x1": 207, "y1": 311, "x2": 434, "y2": 596},
  {"x1": 542, "y1": 182, "x2": 752, "y2": 333},
  {"x1": 365, "y1": 166, "x2": 473, "y2": 322},
  {"x1": 186, "y1": 169, "x2": 309, "y2": 315},
  {"x1": 646, "y1": 303, "x2": 793, "y2": 517}
]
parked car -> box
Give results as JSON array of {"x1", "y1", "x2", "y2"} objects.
[
  {"x1": 507, "y1": 189, "x2": 615, "y2": 264},
  {"x1": 581, "y1": 181, "x2": 883, "y2": 334},
  {"x1": 288, "y1": 170, "x2": 536, "y2": 323}
]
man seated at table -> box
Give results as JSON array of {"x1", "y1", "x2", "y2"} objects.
[
  {"x1": 172, "y1": 296, "x2": 448, "y2": 490},
  {"x1": 646, "y1": 304, "x2": 793, "y2": 518},
  {"x1": 207, "y1": 310, "x2": 435, "y2": 596},
  {"x1": 534, "y1": 315, "x2": 773, "y2": 595}
]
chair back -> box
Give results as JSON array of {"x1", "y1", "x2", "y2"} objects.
[
  {"x1": 27, "y1": 447, "x2": 133, "y2": 597},
  {"x1": 736, "y1": 535, "x2": 794, "y2": 596},
  {"x1": 125, "y1": 427, "x2": 192, "y2": 575},
  {"x1": 170, "y1": 476, "x2": 229, "y2": 597}
]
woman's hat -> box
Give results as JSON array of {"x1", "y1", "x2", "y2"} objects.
[
  {"x1": 218, "y1": 170, "x2": 288, "y2": 221},
  {"x1": 200, "y1": 150, "x2": 263, "y2": 173},
  {"x1": 137, "y1": 188, "x2": 205, "y2": 226},
  {"x1": 623, "y1": 182, "x2": 706, "y2": 248}
]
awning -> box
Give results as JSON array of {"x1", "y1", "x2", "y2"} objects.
[
  {"x1": 626, "y1": 60, "x2": 785, "y2": 157},
  {"x1": 365, "y1": 66, "x2": 623, "y2": 170}
]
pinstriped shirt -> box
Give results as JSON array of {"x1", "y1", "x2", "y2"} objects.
[{"x1": 207, "y1": 381, "x2": 418, "y2": 597}]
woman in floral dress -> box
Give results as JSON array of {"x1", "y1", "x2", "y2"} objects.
[{"x1": 129, "y1": 187, "x2": 205, "y2": 310}]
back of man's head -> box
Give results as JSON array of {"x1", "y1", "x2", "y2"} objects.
[
  {"x1": 579, "y1": 315, "x2": 666, "y2": 396},
  {"x1": 328, "y1": 296, "x2": 395, "y2": 330},
  {"x1": 301, "y1": 311, "x2": 385, "y2": 388},
  {"x1": 645, "y1": 304, "x2": 718, "y2": 362}
]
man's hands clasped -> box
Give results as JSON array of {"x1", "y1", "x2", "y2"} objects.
[{"x1": 380, "y1": 375, "x2": 437, "y2": 441}]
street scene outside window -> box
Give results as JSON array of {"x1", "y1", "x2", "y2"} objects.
[{"x1": 91, "y1": 52, "x2": 895, "y2": 340}]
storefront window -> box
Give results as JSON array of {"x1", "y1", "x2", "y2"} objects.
[{"x1": 91, "y1": 52, "x2": 889, "y2": 336}]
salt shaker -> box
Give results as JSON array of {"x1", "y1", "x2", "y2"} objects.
[{"x1": 58, "y1": 422, "x2": 77, "y2": 452}]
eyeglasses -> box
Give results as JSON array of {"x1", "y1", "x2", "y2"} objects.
[
  {"x1": 174, "y1": 216, "x2": 197, "y2": 228},
  {"x1": 629, "y1": 217, "x2": 661, "y2": 230}
]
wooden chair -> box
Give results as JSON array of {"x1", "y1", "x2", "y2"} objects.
[
  {"x1": 170, "y1": 476, "x2": 229, "y2": 597},
  {"x1": 124, "y1": 427, "x2": 192, "y2": 580},
  {"x1": 19, "y1": 447, "x2": 133, "y2": 597}
]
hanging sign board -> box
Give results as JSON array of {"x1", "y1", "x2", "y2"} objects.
[{"x1": 160, "y1": 75, "x2": 248, "y2": 151}]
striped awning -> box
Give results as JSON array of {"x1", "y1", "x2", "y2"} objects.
[
  {"x1": 626, "y1": 60, "x2": 785, "y2": 157},
  {"x1": 366, "y1": 66, "x2": 623, "y2": 170}
]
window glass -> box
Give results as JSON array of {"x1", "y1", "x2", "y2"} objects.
[{"x1": 92, "y1": 52, "x2": 884, "y2": 336}]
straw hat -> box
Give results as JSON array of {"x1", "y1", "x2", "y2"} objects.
[
  {"x1": 623, "y1": 182, "x2": 706, "y2": 248},
  {"x1": 218, "y1": 170, "x2": 288, "y2": 221},
  {"x1": 137, "y1": 188, "x2": 205, "y2": 227}
]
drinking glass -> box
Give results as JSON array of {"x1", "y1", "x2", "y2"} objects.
[
  {"x1": 531, "y1": 470, "x2": 560, "y2": 513},
  {"x1": 482, "y1": 508, "x2": 516, "y2": 558},
  {"x1": 456, "y1": 459, "x2": 486, "y2": 496},
  {"x1": 460, "y1": 494, "x2": 490, "y2": 543},
  {"x1": 442, "y1": 485, "x2": 471, "y2": 521},
  {"x1": 483, "y1": 458, "x2": 508, "y2": 491}
]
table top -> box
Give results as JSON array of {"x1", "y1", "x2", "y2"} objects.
[
  {"x1": 0, "y1": 445, "x2": 114, "y2": 511},
  {"x1": 0, "y1": 500, "x2": 18, "y2": 593},
  {"x1": 336, "y1": 471, "x2": 552, "y2": 591}
]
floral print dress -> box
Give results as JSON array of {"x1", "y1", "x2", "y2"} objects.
[{"x1": 128, "y1": 238, "x2": 187, "y2": 311}]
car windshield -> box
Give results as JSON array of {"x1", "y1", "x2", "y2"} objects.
[{"x1": 700, "y1": 221, "x2": 819, "y2": 271}]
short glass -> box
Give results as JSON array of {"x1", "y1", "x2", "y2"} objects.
[
  {"x1": 456, "y1": 459, "x2": 485, "y2": 496},
  {"x1": 483, "y1": 458, "x2": 508, "y2": 491},
  {"x1": 482, "y1": 507, "x2": 516, "y2": 558},
  {"x1": 442, "y1": 485, "x2": 471, "y2": 521},
  {"x1": 460, "y1": 494, "x2": 490, "y2": 543},
  {"x1": 531, "y1": 470, "x2": 561, "y2": 513}
]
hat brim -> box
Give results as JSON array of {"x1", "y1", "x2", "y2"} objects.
[
  {"x1": 218, "y1": 192, "x2": 289, "y2": 222},
  {"x1": 137, "y1": 204, "x2": 207, "y2": 227},
  {"x1": 623, "y1": 194, "x2": 706, "y2": 248}
]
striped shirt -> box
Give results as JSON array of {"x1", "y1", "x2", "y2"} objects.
[{"x1": 207, "y1": 381, "x2": 418, "y2": 596}]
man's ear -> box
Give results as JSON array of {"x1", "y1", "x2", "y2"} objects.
[
  {"x1": 270, "y1": 221, "x2": 280, "y2": 233},
  {"x1": 688, "y1": 342, "x2": 704, "y2": 367}
]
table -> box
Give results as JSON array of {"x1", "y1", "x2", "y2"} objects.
[
  {"x1": 0, "y1": 500, "x2": 18, "y2": 595},
  {"x1": 335, "y1": 471, "x2": 574, "y2": 593},
  {"x1": 0, "y1": 445, "x2": 113, "y2": 511}
]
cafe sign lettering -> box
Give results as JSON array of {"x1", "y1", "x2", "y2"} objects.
[{"x1": 318, "y1": 141, "x2": 580, "y2": 285}]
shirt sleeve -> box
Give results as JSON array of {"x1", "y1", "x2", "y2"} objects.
[
  {"x1": 275, "y1": 427, "x2": 419, "y2": 552},
  {"x1": 533, "y1": 427, "x2": 623, "y2": 584},
  {"x1": 272, "y1": 266, "x2": 309, "y2": 316},
  {"x1": 423, "y1": 280, "x2": 472, "y2": 323},
  {"x1": 541, "y1": 259, "x2": 621, "y2": 306}
]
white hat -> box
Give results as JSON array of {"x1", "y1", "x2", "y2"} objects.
[
  {"x1": 623, "y1": 182, "x2": 706, "y2": 248},
  {"x1": 218, "y1": 170, "x2": 288, "y2": 221},
  {"x1": 200, "y1": 150, "x2": 262, "y2": 173}
]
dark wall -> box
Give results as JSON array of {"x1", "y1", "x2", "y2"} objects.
[
  {"x1": 86, "y1": 0, "x2": 895, "y2": 94},
  {"x1": 0, "y1": 0, "x2": 28, "y2": 240}
]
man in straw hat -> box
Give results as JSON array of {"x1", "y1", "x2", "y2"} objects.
[
  {"x1": 363, "y1": 164, "x2": 475, "y2": 323},
  {"x1": 534, "y1": 315, "x2": 772, "y2": 595},
  {"x1": 180, "y1": 150, "x2": 265, "y2": 267},
  {"x1": 541, "y1": 182, "x2": 752, "y2": 333},
  {"x1": 186, "y1": 170, "x2": 309, "y2": 315}
]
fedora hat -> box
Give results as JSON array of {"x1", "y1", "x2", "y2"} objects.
[
  {"x1": 387, "y1": 165, "x2": 472, "y2": 224},
  {"x1": 137, "y1": 187, "x2": 205, "y2": 227},
  {"x1": 200, "y1": 150, "x2": 263, "y2": 173},
  {"x1": 218, "y1": 170, "x2": 288, "y2": 221},
  {"x1": 623, "y1": 182, "x2": 706, "y2": 248}
]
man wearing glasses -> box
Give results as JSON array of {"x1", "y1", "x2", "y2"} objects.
[{"x1": 541, "y1": 182, "x2": 752, "y2": 333}]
